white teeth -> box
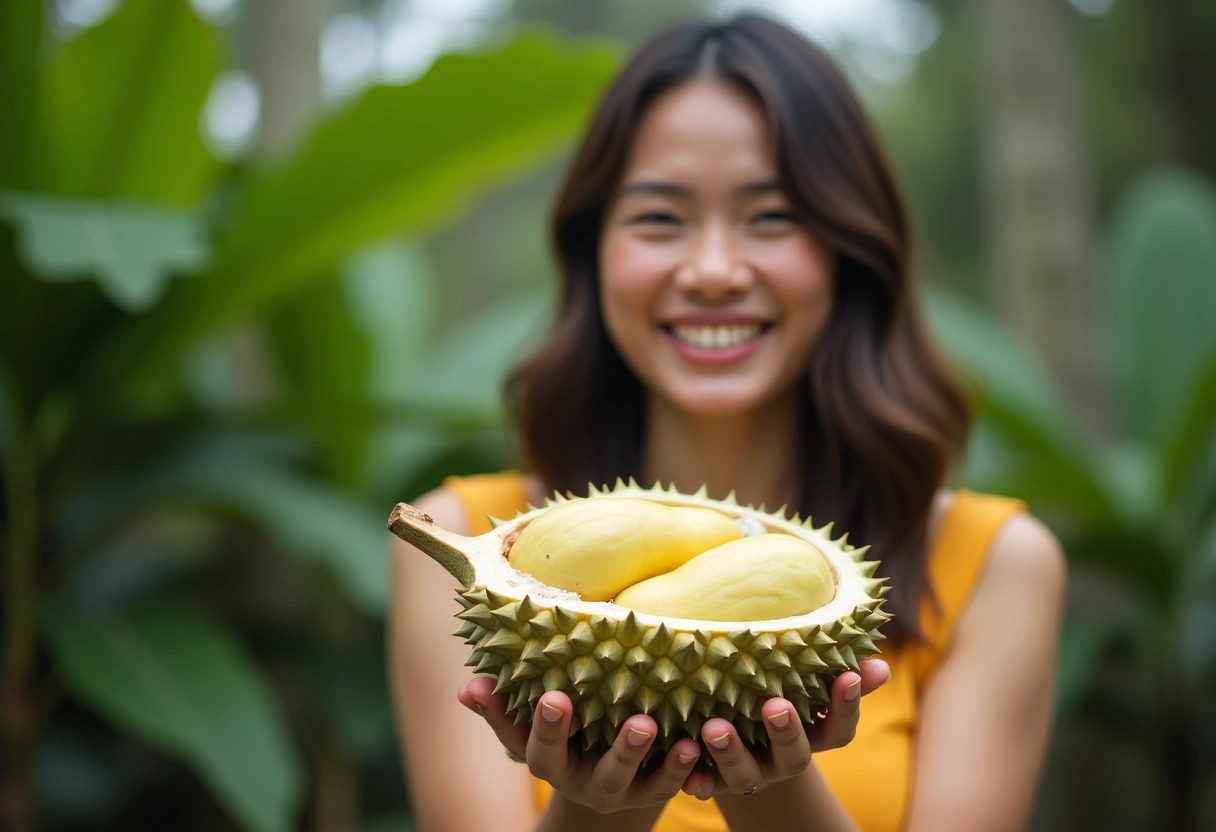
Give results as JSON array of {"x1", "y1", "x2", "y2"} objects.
[{"x1": 671, "y1": 324, "x2": 762, "y2": 350}]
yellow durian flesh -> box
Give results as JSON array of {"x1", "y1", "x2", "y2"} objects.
[
  {"x1": 507, "y1": 497, "x2": 743, "y2": 601},
  {"x1": 613, "y1": 534, "x2": 835, "y2": 622}
]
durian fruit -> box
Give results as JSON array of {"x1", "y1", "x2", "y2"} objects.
[{"x1": 389, "y1": 480, "x2": 890, "y2": 759}]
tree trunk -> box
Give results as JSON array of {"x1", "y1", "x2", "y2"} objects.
[
  {"x1": 241, "y1": 0, "x2": 332, "y2": 156},
  {"x1": 974, "y1": 0, "x2": 1106, "y2": 434}
]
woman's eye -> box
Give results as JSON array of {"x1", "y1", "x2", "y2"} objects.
[
  {"x1": 631, "y1": 212, "x2": 680, "y2": 226},
  {"x1": 753, "y1": 210, "x2": 795, "y2": 224}
]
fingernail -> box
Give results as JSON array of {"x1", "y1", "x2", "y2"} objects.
[
  {"x1": 844, "y1": 679, "x2": 861, "y2": 701},
  {"x1": 766, "y1": 710, "x2": 790, "y2": 729},
  {"x1": 705, "y1": 733, "x2": 729, "y2": 750},
  {"x1": 677, "y1": 752, "x2": 697, "y2": 765},
  {"x1": 539, "y1": 702, "x2": 562, "y2": 726},
  {"x1": 627, "y1": 727, "x2": 652, "y2": 748}
]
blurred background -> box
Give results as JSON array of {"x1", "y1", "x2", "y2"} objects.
[{"x1": 1, "y1": 0, "x2": 1214, "y2": 830}]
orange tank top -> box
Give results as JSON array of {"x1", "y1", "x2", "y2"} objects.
[{"x1": 445, "y1": 472, "x2": 1025, "y2": 832}]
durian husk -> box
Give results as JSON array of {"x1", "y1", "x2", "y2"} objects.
[{"x1": 389, "y1": 479, "x2": 891, "y2": 760}]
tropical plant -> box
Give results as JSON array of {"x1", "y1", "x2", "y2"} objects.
[
  {"x1": 0, "y1": 1, "x2": 618, "y2": 829},
  {"x1": 927, "y1": 167, "x2": 1216, "y2": 832}
]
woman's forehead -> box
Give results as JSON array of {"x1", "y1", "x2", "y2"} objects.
[{"x1": 619, "y1": 81, "x2": 778, "y2": 192}]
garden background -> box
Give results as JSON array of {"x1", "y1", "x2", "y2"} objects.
[{"x1": 1, "y1": 0, "x2": 1214, "y2": 830}]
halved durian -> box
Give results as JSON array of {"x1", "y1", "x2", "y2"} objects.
[{"x1": 389, "y1": 480, "x2": 890, "y2": 759}]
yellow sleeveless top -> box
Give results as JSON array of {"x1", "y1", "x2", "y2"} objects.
[{"x1": 445, "y1": 472, "x2": 1025, "y2": 832}]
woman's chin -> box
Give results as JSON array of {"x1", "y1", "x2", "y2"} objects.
[{"x1": 658, "y1": 384, "x2": 790, "y2": 420}]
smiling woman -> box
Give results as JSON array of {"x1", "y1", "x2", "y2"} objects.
[{"x1": 390, "y1": 13, "x2": 1064, "y2": 832}]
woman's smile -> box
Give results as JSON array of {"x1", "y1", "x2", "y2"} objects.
[{"x1": 661, "y1": 319, "x2": 773, "y2": 365}]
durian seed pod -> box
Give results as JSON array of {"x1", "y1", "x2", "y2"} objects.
[{"x1": 389, "y1": 479, "x2": 891, "y2": 762}]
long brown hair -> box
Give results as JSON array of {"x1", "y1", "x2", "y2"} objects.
[{"x1": 506, "y1": 15, "x2": 969, "y2": 644}]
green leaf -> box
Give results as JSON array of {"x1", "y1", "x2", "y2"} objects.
[
  {"x1": 0, "y1": 221, "x2": 117, "y2": 409},
  {"x1": 0, "y1": 0, "x2": 44, "y2": 190},
  {"x1": 300, "y1": 642, "x2": 395, "y2": 757},
  {"x1": 1106, "y1": 168, "x2": 1216, "y2": 447},
  {"x1": 60, "y1": 436, "x2": 391, "y2": 612},
  {"x1": 87, "y1": 31, "x2": 619, "y2": 391},
  {"x1": 1056, "y1": 617, "x2": 1122, "y2": 715},
  {"x1": 0, "y1": 192, "x2": 208, "y2": 311},
  {"x1": 924, "y1": 291, "x2": 1113, "y2": 520},
  {"x1": 1162, "y1": 353, "x2": 1216, "y2": 504},
  {"x1": 0, "y1": 361, "x2": 14, "y2": 463},
  {"x1": 40, "y1": 603, "x2": 302, "y2": 832},
  {"x1": 363, "y1": 815, "x2": 416, "y2": 832},
  {"x1": 343, "y1": 240, "x2": 439, "y2": 401},
  {"x1": 406, "y1": 289, "x2": 552, "y2": 412},
  {"x1": 41, "y1": 0, "x2": 222, "y2": 203},
  {"x1": 265, "y1": 274, "x2": 371, "y2": 485},
  {"x1": 214, "y1": 31, "x2": 617, "y2": 298}
]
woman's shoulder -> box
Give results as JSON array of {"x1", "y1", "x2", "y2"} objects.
[
  {"x1": 931, "y1": 487, "x2": 1066, "y2": 623},
  {"x1": 930, "y1": 487, "x2": 1064, "y2": 582},
  {"x1": 975, "y1": 506, "x2": 1067, "y2": 604},
  {"x1": 910, "y1": 489, "x2": 1065, "y2": 685},
  {"x1": 417, "y1": 471, "x2": 548, "y2": 536}
]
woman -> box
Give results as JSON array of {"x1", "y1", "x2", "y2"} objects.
[{"x1": 390, "y1": 14, "x2": 1065, "y2": 832}]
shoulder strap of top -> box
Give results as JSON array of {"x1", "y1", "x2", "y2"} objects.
[
  {"x1": 443, "y1": 471, "x2": 531, "y2": 535},
  {"x1": 909, "y1": 489, "x2": 1026, "y2": 688}
]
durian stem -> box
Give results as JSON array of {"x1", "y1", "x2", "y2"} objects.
[{"x1": 388, "y1": 502, "x2": 479, "y2": 588}]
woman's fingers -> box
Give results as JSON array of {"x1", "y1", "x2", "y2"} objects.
[
  {"x1": 700, "y1": 718, "x2": 763, "y2": 795},
  {"x1": 808, "y1": 659, "x2": 891, "y2": 753},
  {"x1": 857, "y1": 658, "x2": 891, "y2": 694},
  {"x1": 641, "y1": 738, "x2": 702, "y2": 803},
  {"x1": 524, "y1": 691, "x2": 576, "y2": 782},
  {"x1": 585, "y1": 714, "x2": 659, "y2": 809},
  {"x1": 458, "y1": 676, "x2": 532, "y2": 760},
  {"x1": 761, "y1": 699, "x2": 811, "y2": 778},
  {"x1": 810, "y1": 670, "x2": 862, "y2": 752}
]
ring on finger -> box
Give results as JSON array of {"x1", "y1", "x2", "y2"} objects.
[{"x1": 743, "y1": 786, "x2": 757, "y2": 796}]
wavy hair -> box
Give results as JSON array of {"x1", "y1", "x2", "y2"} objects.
[{"x1": 505, "y1": 15, "x2": 970, "y2": 644}]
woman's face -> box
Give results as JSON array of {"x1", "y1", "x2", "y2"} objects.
[{"x1": 599, "y1": 79, "x2": 834, "y2": 418}]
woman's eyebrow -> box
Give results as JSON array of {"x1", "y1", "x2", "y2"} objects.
[
  {"x1": 737, "y1": 179, "x2": 782, "y2": 195},
  {"x1": 618, "y1": 180, "x2": 691, "y2": 198},
  {"x1": 618, "y1": 179, "x2": 782, "y2": 198}
]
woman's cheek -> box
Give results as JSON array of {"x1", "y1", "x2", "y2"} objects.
[{"x1": 602, "y1": 233, "x2": 681, "y2": 291}]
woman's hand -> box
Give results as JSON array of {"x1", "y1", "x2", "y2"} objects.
[
  {"x1": 682, "y1": 658, "x2": 891, "y2": 799},
  {"x1": 458, "y1": 657, "x2": 889, "y2": 810},
  {"x1": 459, "y1": 675, "x2": 704, "y2": 814}
]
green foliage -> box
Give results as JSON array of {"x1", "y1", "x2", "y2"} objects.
[
  {"x1": 40, "y1": 0, "x2": 222, "y2": 203},
  {"x1": 931, "y1": 166, "x2": 1216, "y2": 828},
  {"x1": 1106, "y1": 169, "x2": 1216, "y2": 448},
  {"x1": 0, "y1": 192, "x2": 208, "y2": 311},
  {"x1": 0, "y1": 0, "x2": 44, "y2": 190},
  {"x1": 93, "y1": 33, "x2": 619, "y2": 393},
  {"x1": 40, "y1": 603, "x2": 301, "y2": 832},
  {"x1": 0, "y1": 7, "x2": 620, "y2": 828}
]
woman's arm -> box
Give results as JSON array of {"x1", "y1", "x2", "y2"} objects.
[
  {"x1": 903, "y1": 512, "x2": 1067, "y2": 832},
  {"x1": 389, "y1": 487, "x2": 538, "y2": 832}
]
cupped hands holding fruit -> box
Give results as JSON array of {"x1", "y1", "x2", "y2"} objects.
[{"x1": 390, "y1": 484, "x2": 891, "y2": 820}]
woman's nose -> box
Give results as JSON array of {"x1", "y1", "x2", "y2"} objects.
[{"x1": 674, "y1": 225, "x2": 753, "y2": 299}]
